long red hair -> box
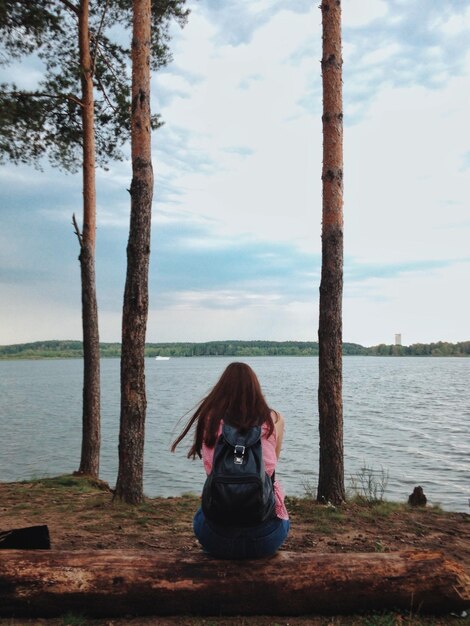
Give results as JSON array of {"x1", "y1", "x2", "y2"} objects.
[{"x1": 171, "y1": 362, "x2": 275, "y2": 459}]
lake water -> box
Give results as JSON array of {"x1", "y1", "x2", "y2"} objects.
[{"x1": 0, "y1": 357, "x2": 468, "y2": 512}]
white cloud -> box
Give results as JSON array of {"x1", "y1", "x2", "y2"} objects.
[
  {"x1": 0, "y1": 167, "x2": 49, "y2": 188},
  {"x1": 155, "y1": 5, "x2": 322, "y2": 250},
  {"x1": 0, "y1": 235, "x2": 27, "y2": 271},
  {"x1": 439, "y1": 6, "x2": 470, "y2": 36},
  {"x1": 0, "y1": 56, "x2": 45, "y2": 90},
  {"x1": 342, "y1": 0, "x2": 388, "y2": 28},
  {"x1": 148, "y1": 298, "x2": 316, "y2": 343},
  {"x1": 0, "y1": 285, "x2": 81, "y2": 344},
  {"x1": 166, "y1": 289, "x2": 284, "y2": 309},
  {"x1": 344, "y1": 261, "x2": 470, "y2": 346},
  {"x1": 157, "y1": 72, "x2": 193, "y2": 97},
  {"x1": 345, "y1": 58, "x2": 470, "y2": 265},
  {"x1": 361, "y1": 42, "x2": 402, "y2": 66}
]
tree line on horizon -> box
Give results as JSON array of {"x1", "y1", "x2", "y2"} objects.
[{"x1": 2, "y1": 339, "x2": 469, "y2": 359}]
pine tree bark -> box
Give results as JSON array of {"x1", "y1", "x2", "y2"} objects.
[
  {"x1": 317, "y1": 0, "x2": 345, "y2": 505},
  {"x1": 114, "y1": 0, "x2": 153, "y2": 505},
  {"x1": 0, "y1": 550, "x2": 468, "y2": 617},
  {"x1": 76, "y1": 0, "x2": 100, "y2": 478}
]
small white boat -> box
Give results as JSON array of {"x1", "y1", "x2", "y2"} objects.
[{"x1": 155, "y1": 356, "x2": 170, "y2": 361}]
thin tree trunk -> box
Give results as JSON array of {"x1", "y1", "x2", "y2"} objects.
[
  {"x1": 317, "y1": 0, "x2": 345, "y2": 505},
  {"x1": 76, "y1": 0, "x2": 100, "y2": 478},
  {"x1": 114, "y1": 0, "x2": 153, "y2": 504}
]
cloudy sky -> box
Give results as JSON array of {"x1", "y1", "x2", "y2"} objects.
[{"x1": 1, "y1": 0, "x2": 469, "y2": 347}]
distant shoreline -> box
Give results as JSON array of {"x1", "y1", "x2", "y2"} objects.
[{"x1": 0, "y1": 339, "x2": 469, "y2": 359}]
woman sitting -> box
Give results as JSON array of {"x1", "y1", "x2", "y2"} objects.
[{"x1": 172, "y1": 362, "x2": 289, "y2": 559}]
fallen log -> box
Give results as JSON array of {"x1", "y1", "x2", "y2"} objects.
[{"x1": 0, "y1": 550, "x2": 468, "y2": 617}]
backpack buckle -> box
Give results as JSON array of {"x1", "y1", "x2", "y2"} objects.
[{"x1": 234, "y1": 445, "x2": 245, "y2": 464}]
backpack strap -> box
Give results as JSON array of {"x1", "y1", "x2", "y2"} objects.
[
  {"x1": 222, "y1": 424, "x2": 262, "y2": 466},
  {"x1": 222, "y1": 423, "x2": 261, "y2": 447}
]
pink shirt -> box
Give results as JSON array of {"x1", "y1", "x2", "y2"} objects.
[{"x1": 201, "y1": 421, "x2": 289, "y2": 520}]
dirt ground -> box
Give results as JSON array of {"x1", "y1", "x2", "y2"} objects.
[{"x1": 1, "y1": 475, "x2": 469, "y2": 626}]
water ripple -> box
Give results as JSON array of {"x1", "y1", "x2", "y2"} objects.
[{"x1": 0, "y1": 356, "x2": 469, "y2": 512}]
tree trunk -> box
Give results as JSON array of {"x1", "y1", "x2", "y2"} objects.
[
  {"x1": 0, "y1": 550, "x2": 468, "y2": 617},
  {"x1": 114, "y1": 0, "x2": 153, "y2": 505},
  {"x1": 317, "y1": 0, "x2": 345, "y2": 505},
  {"x1": 75, "y1": 0, "x2": 100, "y2": 478}
]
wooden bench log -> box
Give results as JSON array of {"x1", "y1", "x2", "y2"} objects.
[{"x1": 0, "y1": 550, "x2": 468, "y2": 617}]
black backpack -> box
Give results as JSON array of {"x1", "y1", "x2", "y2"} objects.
[{"x1": 201, "y1": 422, "x2": 276, "y2": 527}]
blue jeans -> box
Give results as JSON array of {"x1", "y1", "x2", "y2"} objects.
[{"x1": 193, "y1": 508, "x2": 290, "y2": 559}]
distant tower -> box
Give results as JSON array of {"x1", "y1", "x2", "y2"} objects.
[{"x1": 395, "y1": 333, "x2": 402, "y2": 346}]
